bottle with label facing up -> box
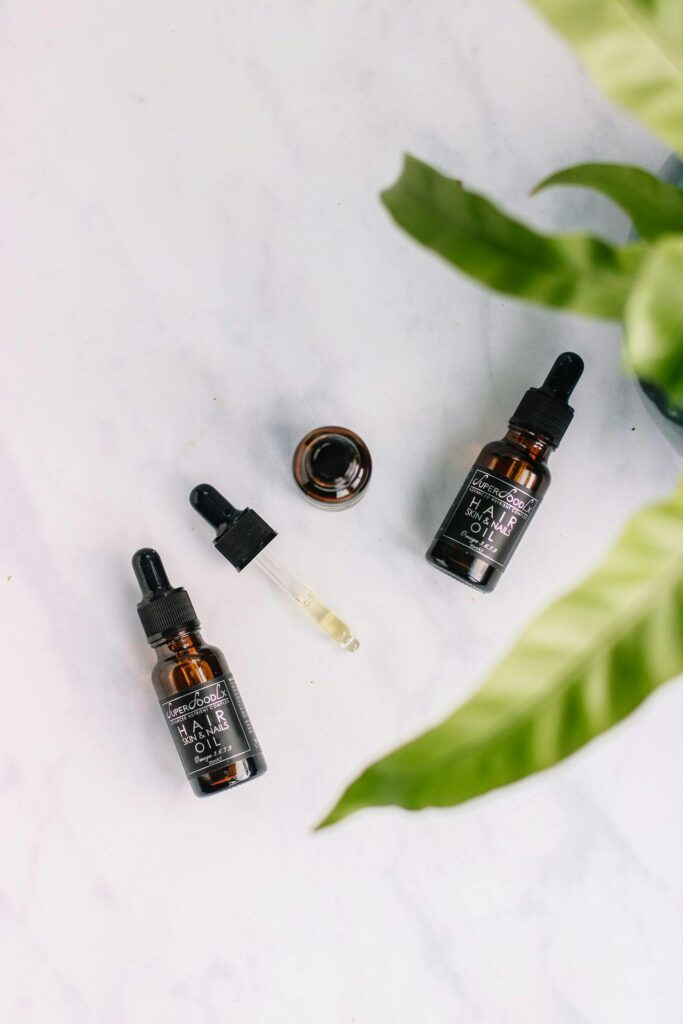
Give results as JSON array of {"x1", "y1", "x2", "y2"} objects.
[
  {"x1": 426, "y1": 352, "x2": 584, "y2": 593},
  {"x1": 132, "y1": 548, "x2": 267, "y2": 796}
]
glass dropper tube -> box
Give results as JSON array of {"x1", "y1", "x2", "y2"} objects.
[
  {"x1": 189, "y1": 483, "x2": 360, "y2": 652},
  {"x1": 252, "y1": 547, "x2": 360, "y2": 652}
]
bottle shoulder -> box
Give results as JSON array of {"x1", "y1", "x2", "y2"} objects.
[
  {"x1": 151, "y1": 641, "x2": 230, "y2": 700},
  {"x1": 475, "y1": 439, "x2": 552, "y2": 493}
]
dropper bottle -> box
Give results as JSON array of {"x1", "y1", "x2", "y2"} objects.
[
  {"x1": 132, "y1": 547, "x2": 267, "y2": 796},
  {"x1": 190, "y1": 484, "x2": 360, "y2": 652},
  {"x1": 426, "y1": 351, "x2": 584, "y2": 592}
]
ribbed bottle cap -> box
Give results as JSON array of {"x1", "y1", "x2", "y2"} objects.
[
  {"x1": 132, "y1": 549, "x2": 200, "y2": 644},
  {"x1": 509, "y1": 352, "x2": 584, "y2": 447},
  {"x1": 190, "y1": 484, "x2": 277, "y2": 572}
]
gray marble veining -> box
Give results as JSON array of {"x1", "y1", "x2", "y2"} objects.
[{"x1": 1, "y1": 2, "x2": 681, "y2": 1022}]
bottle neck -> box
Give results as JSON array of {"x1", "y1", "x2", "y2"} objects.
[
  {"x1": 152, "y1": 627, "x2": 204, "y2": 658},
  {"x1": 504, "y1": 424, "x2": 553, "y2": 462}
]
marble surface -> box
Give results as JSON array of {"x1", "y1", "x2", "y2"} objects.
[{"x1": 2, "y1": 2, "x2": 682, "y2": 1021}]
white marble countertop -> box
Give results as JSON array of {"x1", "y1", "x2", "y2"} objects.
[{"x1": 2, "y1": 2, "x2": 682, "y2": 1021}]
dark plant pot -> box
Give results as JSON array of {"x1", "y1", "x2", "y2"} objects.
[{"x1": 633, "y1": 155, "x2": 683, "y2": 454}]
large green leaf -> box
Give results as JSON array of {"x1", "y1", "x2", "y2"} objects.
[
  {"x1": 381, "y1": 155, "x2": 644, "y2": 319},
  {"x1": 527, "y1": 0, "x2": 683, "y2": 155},
  {"x1": 534, "y1": 162, "x2": 683, "y2": 241},
  {"x1": 318, "y1": 478, "x2": 683, "y2": 828},
  {"x1": 626, "y1": 235, "x2": 683, "y2": 403}
]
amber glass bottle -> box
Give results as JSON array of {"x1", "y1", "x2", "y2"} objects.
[
  {"x1": 426, "y1": 352, "x2": 584, "y2": 592},
  {"x1": 133, "y1": 548, "x2": 267, "y2": 796},
  {"x1": 292, "y1": 426, "x2": 372, "y2": 509}
]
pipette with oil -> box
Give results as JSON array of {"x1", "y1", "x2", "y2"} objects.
[{"x1": 190, "y1": 483, "x2": 360, "y2": 652}]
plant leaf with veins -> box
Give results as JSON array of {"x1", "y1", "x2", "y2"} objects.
[
  {"x1": 319, "y1": 479, "x2": 683, "y2": 828},
  {"x1": 527, "y1": 0, "x2": 683, "y2": 155},
  {"x1": 534, "y1": 162, "x2": 683, "y2": 241},
  {"x1": 626, "y1": 235, "x2": 683, "y2": 402},
  {"x1": 381, "y1": 155, "x2": 644, "y2": 319}
]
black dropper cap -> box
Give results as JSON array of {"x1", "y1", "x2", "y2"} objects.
[
  {"x1": 190, "y1": 484, "x2": 277, "y2": 572},
  {"x1": 132, "y1": 548, "x2": 200, "y2": 644},
  {"x1": 509, "y1": 352, "x2": 584, "y2": 447}
]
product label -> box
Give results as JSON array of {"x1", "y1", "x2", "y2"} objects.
[
  {"x1": 439, "y1": 468, "x2": 541, "y2": 570},
  {"x1": 160, "y1": 675, "x2": 259, "y2": 778}
]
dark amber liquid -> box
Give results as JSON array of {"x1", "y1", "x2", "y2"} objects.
[
  {"x1": 151, "y1": 629, "x2": 267, "y2": 796},
  {"x1": 426, "y1": 426, "x2": 552, "y2": 593},
  {"x1": 292, "y1": 425, "x2": 372, "y2": 508}
]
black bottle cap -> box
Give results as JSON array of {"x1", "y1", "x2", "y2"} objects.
[
  {"x1": 132, "y1": 548, "x2": 200, "y2": 644},
  {"x1": 190, "y1": 483, "x2": 277, "y2": 572},
  {"x1": 509, "y1": 352, "x2": 584, "y2": 447}
]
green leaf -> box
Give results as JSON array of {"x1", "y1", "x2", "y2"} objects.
[
  {"x1": 318, "y1": 478, "x2": 683, "y2": 828},
  {"x1": 534, "y1": 162, "x2": 683, "y2": 241},
  {"x1": 626, "y1": 235, "x2": 683, "y2": 403},
  {"x1": 526, "y1": 0, "x2": 683, "y2": 155},
  {"x1": 381, "y1": 155, "x2": 644, "y2": 319}
]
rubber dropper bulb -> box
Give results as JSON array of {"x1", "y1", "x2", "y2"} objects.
[
  {"x1": 190, "y1": 483, "x2": 240, "y2": 530},
  {"x1": 132, "y1": 548, "x2": 172, "y2": 598},
  {"x1": 541, "y1": 352, "x2": 584, "y2": 403}
]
